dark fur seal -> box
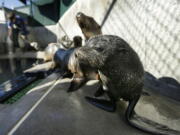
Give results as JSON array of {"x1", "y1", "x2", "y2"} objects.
[
  {"x1": 76, "y1": 12, "x2": 102, "y2": 40},
  {"x1": 67, "y1": 35, "x2": 180, "y2": 135}
]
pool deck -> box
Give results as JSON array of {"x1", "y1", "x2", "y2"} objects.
[
  {"x1": 0, "y1": 71, "x2": 179, "y2": 135},
  {"x1": 0, "y1": 72, "x2": 147, "y2": 135}
]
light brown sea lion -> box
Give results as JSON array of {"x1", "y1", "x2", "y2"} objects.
[
  {"x1": 44, "y1": 35, "x2": 82, "y2": 62},
  {"x1": 76, "y1": 12, "x2": 102, "y2": 40}
]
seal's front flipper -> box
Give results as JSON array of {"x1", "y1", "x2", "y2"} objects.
[
  {"x1": 62, "y1": 72, "x2": 73, "y2": 78},
  {"x1": 85, "y1": 96, "x2": 116, "y2": 112},
  {"x1": 67, "y1": 77, "x2": 87, "y2": 92}
]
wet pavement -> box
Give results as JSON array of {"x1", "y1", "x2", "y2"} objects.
[
  {"x1": 0, "y1": 73, "x2": 179, "y2": 135},
  {"x1": 0, "y1": 73, "x2": 60, "y2": 135},
  {"x1": 2, "y1": 76, "x2": 149, "y2": 135},
  {"x1": 0, "y1": 55, "x2": 179, "y2": 135},
  {"x1": 0, "y1": 58, "x2": 37, "y2": 83}
]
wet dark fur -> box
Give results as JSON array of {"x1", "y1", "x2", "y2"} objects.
[
  {"x1": 76, "y1": 12, "x2": 102, "y2": 40},
  {"x1": 73, "y1": 36, "x2": 82, "y2": 48},
  {"x1": 68, "y1": 35, "x2": 144, "y2": 101},
  {"x1": 68, "y1": 35, "x2": 180, "y2": 135}
]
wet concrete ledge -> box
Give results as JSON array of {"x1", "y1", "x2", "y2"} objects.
[
  {"x1": 0, "y1": 75, "x2": 149, "y2": 135},
  {"x1": 0, "y1": 73, "x2": 179, "y2": 135},
  {"x1": 0, "y1": 73, "x2": 60, "y2": 135},
  {"x1": 0, "y1": 51, "x2": 45, "y2": 59},
  {"x1": 11, "y1": 79, "x2": 150, "y2": 135}
]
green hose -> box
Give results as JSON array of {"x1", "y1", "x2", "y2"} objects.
[{"x1": 3, "y1": 79, "x2": 43, "y2": 104}]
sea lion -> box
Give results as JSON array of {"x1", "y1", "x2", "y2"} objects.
[
  {"x1": 44, "y1": 35, "x2": 82, "y2": 62},
  {"x1": 42, "y1": 35, "x2": 82, "y2": 74},
  {"x1": 59, "y1": 35, "x2": 73, "y2": 49},
  {"x1": 72, "y1": 36, "x2": 82, "y2": 48},
  {"x1": 76, "y1": 12, "x2": 102, "y2": 40},
  {"x1": 67, "y1": 35, "x2": 180, "y2": 135},
  {"x1": 58, "y1": 35, "x2": 82, "y2": 49}
]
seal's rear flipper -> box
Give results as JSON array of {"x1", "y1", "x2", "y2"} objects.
[{"x1": 85, "y1": 96, "x2": 116, "y2": 112}]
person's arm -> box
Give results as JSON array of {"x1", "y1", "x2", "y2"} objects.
[{"x1": 19, "y1": 17, "x2": 29, "y2": 35}]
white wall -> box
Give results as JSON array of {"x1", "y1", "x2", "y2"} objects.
[
  {"x1": 57, "y1": 0, "x2": 110, "y2": 41},
  {"x1": 0, "y1": 10, "x2": 7, "y2": 43},
  {"x1": 0, "y1": 9, "x2": 7, "y2": 53}
]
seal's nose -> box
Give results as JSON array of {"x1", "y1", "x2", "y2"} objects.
[{"x1": 76, "y1": 12, "x2": 83, "y2": 18}]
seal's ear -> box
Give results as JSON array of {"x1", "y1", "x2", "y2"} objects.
[
  {"x1": 95, "y1": 47, "x2": 104, "y2": 52},
  {"x1": 67, "y1": 74, "x2": 87, "y2": 92}
]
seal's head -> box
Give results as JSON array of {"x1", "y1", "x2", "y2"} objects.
[
  {"x1": 76, "y1": 12, "x2": 102, "y2": 40},
  {"x1": 73, "y1": 36, "x2": 82, "y2": 48},
  {"x1": 44, "y1": 43, "x2": 59, "y2": 62}
]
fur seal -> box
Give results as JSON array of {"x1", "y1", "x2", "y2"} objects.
[
  {"x1": 76, "y1": 12, "x2": 102, "y2": 40},
  {"x1": 44, "y1": 35, "x2": 82, "y2": 62},
  {"x1": 67, "y1": 35, "x2": 180, "y2": 135},
  {"x1": 58, "y1": 35, "x2": 82, "y2": 49},
  {"x1": 42, "y1": 35, "x2": 82, "y2": 74}
]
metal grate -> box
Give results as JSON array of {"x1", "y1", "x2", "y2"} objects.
[{"x1": 102, "y1": 0, "x2": 180, "y2": 82}]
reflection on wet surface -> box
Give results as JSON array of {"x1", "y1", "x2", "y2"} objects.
[
  {"x1": 135, "y1": 89, "x2": 180, "y2": 131},
  {"x1": 0, "y1": 58, "x2": 36, "y2": 83}
]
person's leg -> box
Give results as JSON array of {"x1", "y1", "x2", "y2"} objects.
[
  {"x1": 6, "y1": 36, "x2": 14, "y2": 54},
  {"x1": 18, "y1": 34, "x2": 28, "y2": 52},
  {"x1": 12, "y1": 30, "x2": 19, "y2": 52}
]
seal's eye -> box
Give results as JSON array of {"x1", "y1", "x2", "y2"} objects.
[{"x1": 95, "y1": 47, "x2": 104, "y2": 52}]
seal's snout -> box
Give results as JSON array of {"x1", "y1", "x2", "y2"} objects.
[{"x1": 76, "y1": 12, "x2": 84, "y2": 19}]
